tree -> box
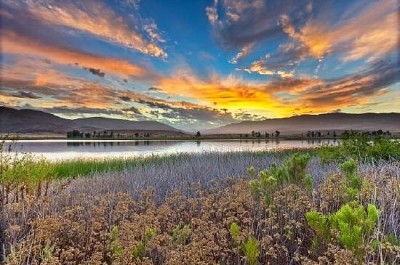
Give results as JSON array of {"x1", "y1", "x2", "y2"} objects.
[
  {"x1": 196, "y1": 131, "x2": 201, "y2": 137},
  {"x1": 275, "y1": 130, "x2": 280, "y2": 137},
  {"x1": 67, "y1": 130, "x2": 82, "y2": 138}
]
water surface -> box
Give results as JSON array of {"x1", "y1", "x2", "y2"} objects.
[{"x1": 3, "y1": 139, "x2": 336, "y2": 160}]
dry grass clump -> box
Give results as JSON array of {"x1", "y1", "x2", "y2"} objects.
[{"x1": 1, "y1": 157, "x2": 399, "y2": 264}]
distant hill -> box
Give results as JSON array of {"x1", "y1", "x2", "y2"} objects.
[
  {"x1": 0, "y1": 106, "x2": 75, "y2": 133},
  {"x1": 205, "y1": 113, "x2": 400, "y2": 135},
  {"x1": 73, "y1": 117, "x2": 178, "y2": 131},
  {"x1": 0, "y1": 106, "x2": 181, "y2": 134}
]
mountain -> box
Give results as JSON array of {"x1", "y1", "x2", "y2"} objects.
[
  {"x1": 205, "y1": 113, "x2": 400, "y2": 135},
  {"x1": 0, "y1": 106, "x2": 75, "y2": 133},
  {"x1": 0, "y1": 106, "x2": 180, "y2": 134},
  {"x1": 73, "y1": 117, "x2": 179, "y2": 131}
]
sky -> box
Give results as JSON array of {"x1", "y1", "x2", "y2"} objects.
[{"x1": 0, "y1": 0, "x2": 399, "y2": 131}]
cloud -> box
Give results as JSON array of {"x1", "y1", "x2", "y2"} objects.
[
  {"x1": 279, "y1": 0, "x2": 398, "y2": 62},
  {"x1": 122, "y1": 107, "x2": 142, "y2": 115},
  {"x1": 269, "y1": 60, "x2": 400, "y2": 113},
  {"x1": 83, "y1": 67, "x2": 105, "y2": 78},
  {"x1": 1, "y1": 29, "x2": 154, "y2": 79},
  {"x1": 46, "y1": 106, "x2": 126, "y2": 117},
  {"x1": 206, "y1": 0, "x2": 310, "y2": 48},
  {"x1": 1, "y1": 62, "x2": 244, "y2": 126},
  {"x1": 156, "y1": 70, "x2": 292, "y2": 117},
  {"x1": 3, "y1": 0, "x2": 167, "y2": 58},
  {"x1": 208, "y1": 0, "x2": 397, "y2": 77},
  {"x1": 238, "y1": 54, "x2": 294, "y2": 78},
  {"x1": 342, "y1": 12, "x2": 398, "y2": 62},
  {"x1": 229, "y1": 43, "x2": 254, "y2": 64},
  {"x1": 148, "y1": 87, "x2": 162, "y2": 91},
  {"x1": 119, "y1": 96, "x2": 131, "y2": 102},
  {"x1": 137, "y1": 98, "x2": 238, "y2": 124},
  {"x1": 13, "y1": 91, "x2": 42, "y2": 99},
  {"x1": 144, "y1": 20, "x2": 166, "y2": 43},
  {"x1": 205, "y1": 0, "x2": 218, "y2": 25}
]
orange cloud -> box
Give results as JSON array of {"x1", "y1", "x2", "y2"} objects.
[
  {"x1": 229, "y1": 43, "x2": 254, "y2": 64},
  {"x1": 280, "y1": 0, "x2": 397, "y2": 61},
  {"x1": 343, "y1": 12, "x2": 398, "y2": 62},
  {"x1": 1, "y1": 29, "x2": 153, "y2": 79},
  {"x1": 157, "y1": 71, "x2": 296, "y2": 117},
  {"x1": 238, "y1": 55, "x2": 294, "y2": 78},
  {"x1": 14, "y1": 0, "x2": 167, "y2": 58}
]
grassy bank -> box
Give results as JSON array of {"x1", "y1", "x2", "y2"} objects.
[{"x1": 1, "y1": 135, "x2": 399, "y2": 264}]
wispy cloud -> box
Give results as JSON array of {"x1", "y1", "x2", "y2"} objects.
[
  {"x1": 205, "y1": 0, "x2": 219, "y2": 25},
  {"x1": 229, "y1": 43, "x2": 254, "y2": 64},
  {"x1": 2, "y1": 0, "x2": 167, "y2": 58},
  {"x1": 237, "y1": 54, "x2": 294, "y2": 78},
  {"x1": 1, "y1": 29, "x2": 154, "y2": 79},
  {"x1": 279, "y1": 0, "x2": 398, "y2": 62},
  {"x1": 206, "y1": 0, "x2": 310, "y2": 48}
]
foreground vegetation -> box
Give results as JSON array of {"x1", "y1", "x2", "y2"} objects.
[{"x1": 1, "y1": 136, "x2": 399, "y2": 264}]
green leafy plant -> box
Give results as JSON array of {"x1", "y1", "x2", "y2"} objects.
[
  {"x1": 387, "y1": 234, "x2": 399, "y2": 246},
  {"x1": 172, "y1": 224, "x2": 191, "y2": 245},
  {"x1": 340, "y1": 159, "x2": 362, "y2": 200},
  {"x1": 330, "y1": 203, "x2": 379, "y2": 258},
  {"x1": 133, "y1": 240, "x2": 146, "y2": 260},
  {"x1": 40, "y1": 240, "x2": 54, "y2": 261},
  {"x1": 229, "y1": 222, "x2": 241, "y2": 245},
  {"x1": 111, "y1": 226, "x2": 123, "y2": 260},
  {"x1": 249, "y1": 153, "x2": 312, "y2": 205},
  {"x1": 243, "y1": 236, "x2": 259, "y2": 265},
  {"x1": 132, "y1": 228, "x2": 156, "y2": 260},
  {"x1": 306, "y1": 202, "x2": 380, "y2": 259},
  {"x1": 319, "y1": 135, "x2": 400, "y2": 163},
  {"x1": 305, "y1": 210, "x2": 330, "y2": 250}
]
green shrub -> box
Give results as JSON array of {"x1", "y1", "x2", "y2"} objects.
[
  {"x1": 340, "y1": 159, "x2": 362, "y2": 200},
  {"x1": 319, "y1": 135, "x2": 400, "y2": 163},
  {"x1": 387, "y1": 234, "x2": 399, "y2": 246},
  {"x1": 330, "y1": 203, "x2": 379, "y2": 258},
  {"x1": 305, "y1": 210, "x2": 330, "y2": 248},
  {"x1": 132, "y1": 228, "x2": 156, "y2": 260},
  {"x1": 229, "y1": 222, "x2": 241, "y2": 245},
  {"x1": 307, "y1": 202, "x2": 380, "y2": 259},
  {"x1": 243, "y1": 236, "x2": 259, "y2": 265},
  {"x1": 249, "y1": 153, "x2": 312, "y2": 205},
  {"x1": 132, "y1": 240, "x2": 146, "y2": 260},
  {"x1": 172, "y1": 224, "x2": 192, "y2": 245},
  {"x1": 40, "y1": 240, "x2": 54, "y2": 261},
  {"x1": 111, "y1": 226, "x2": 123, "y2": 260}
]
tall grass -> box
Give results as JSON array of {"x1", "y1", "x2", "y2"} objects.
[{"x1": 1, "y1": 135, "x2": 399, "y2": 263}]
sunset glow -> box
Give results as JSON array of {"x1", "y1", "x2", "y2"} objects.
[{"x1": 1, "y1": 0, "x2": 399, "y2": 130}]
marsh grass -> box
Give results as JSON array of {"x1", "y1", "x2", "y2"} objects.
[{"x1": 1, "y1": 136, "x2": 399, "y2": 264}]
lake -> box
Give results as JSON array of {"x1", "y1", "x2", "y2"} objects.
[{"x1": 3, "y1": 139, "x2": 336, "y2": 160}]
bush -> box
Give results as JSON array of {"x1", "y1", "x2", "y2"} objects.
[
  {"x1": 319, "y1": 135, "x2": 400, "y2": 163},
  {"x1": 306, "y1": 202, "x2": 380, "y2": 260},
  {"x1": 249, "y1": 153, "x2": 312, "y2": 205},
  {"x1": 243, "y1": 236, "x2": 259, "y2": 265},
  {"x1": 172, "y1": 224, "x2": 191, "y2": 245}
]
